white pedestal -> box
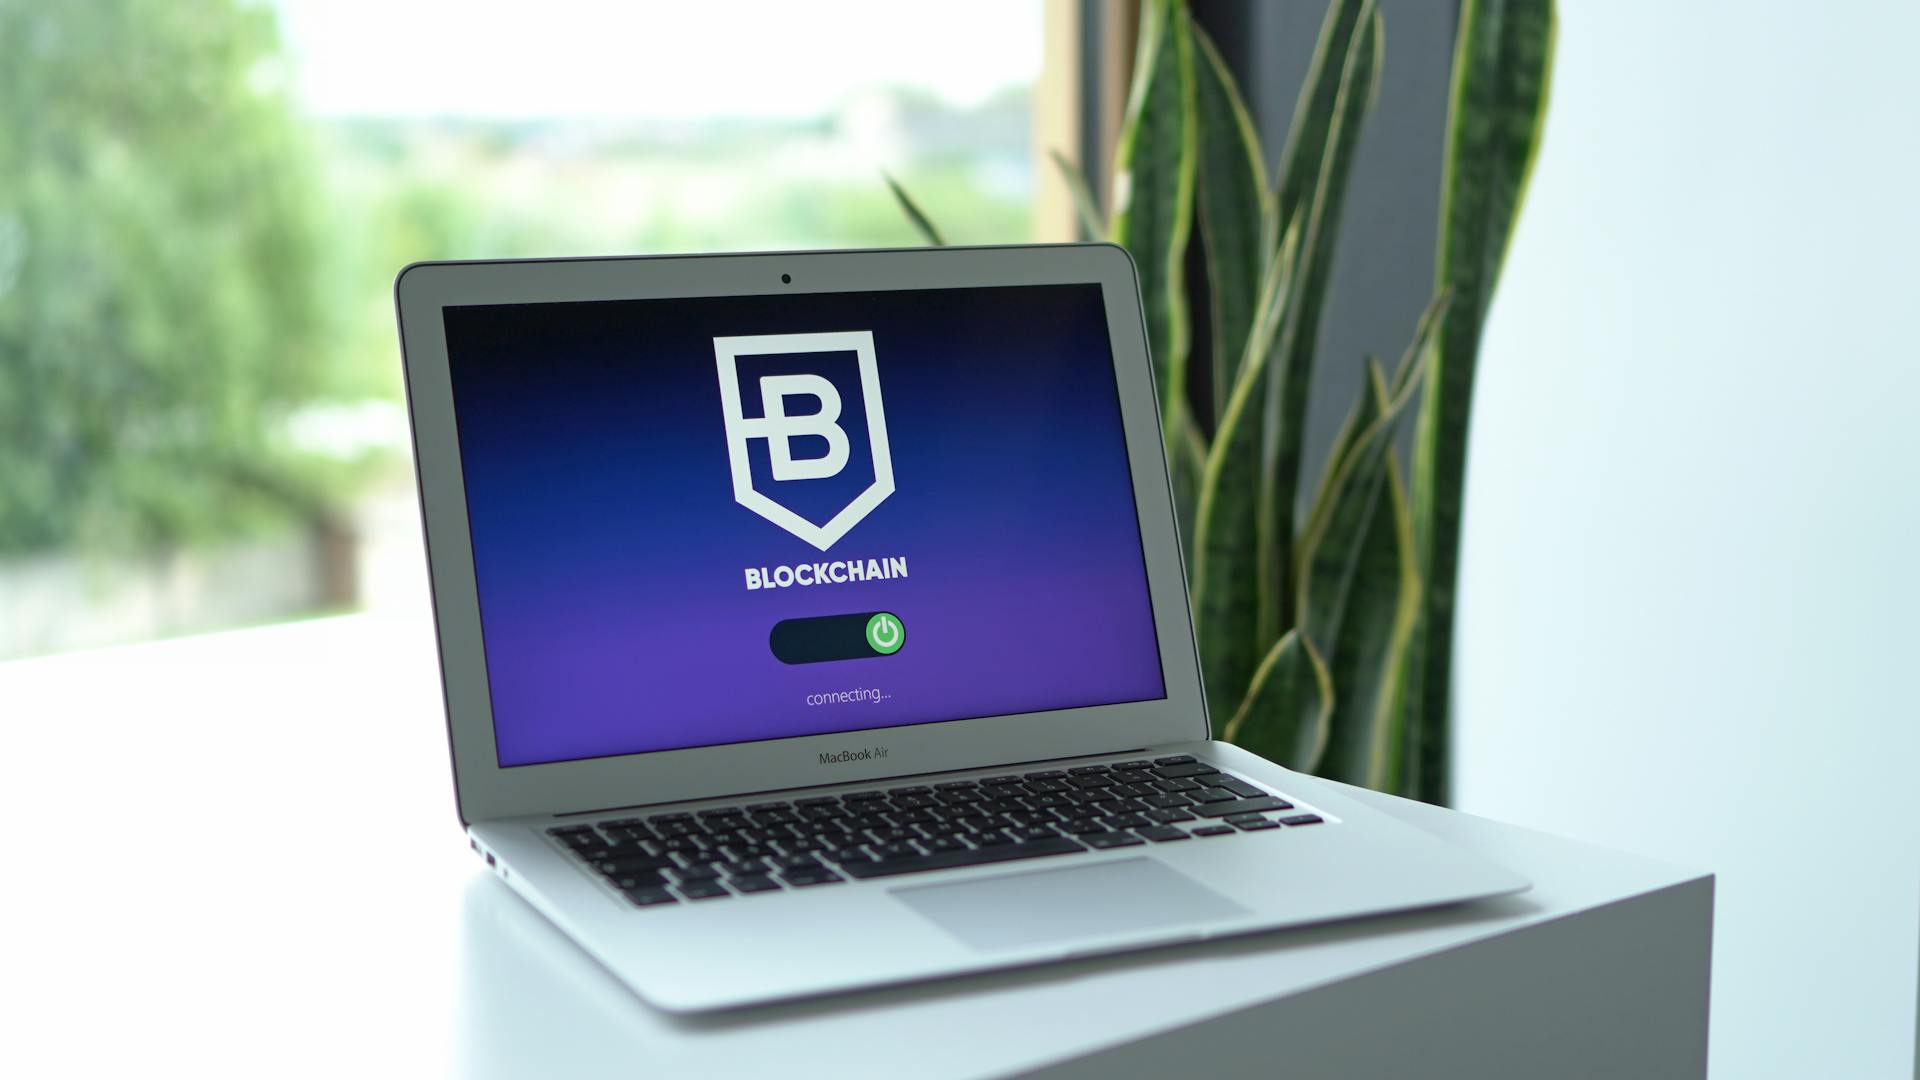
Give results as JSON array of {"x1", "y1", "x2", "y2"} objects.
[{"x1": 2, "y1": 616, "x2": 1713, "y2": 1078}]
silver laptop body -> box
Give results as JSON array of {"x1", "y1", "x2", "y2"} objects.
[{"x1": 395, "y1": 244, "x2": 1526, "y2": 1012}]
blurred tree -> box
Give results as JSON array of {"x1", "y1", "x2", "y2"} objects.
[{"x1": 0, "y1": 0, "x2": 341, "y2": 555}]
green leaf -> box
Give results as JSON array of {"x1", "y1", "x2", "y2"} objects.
[
  {"x1": 1294, "y1": 294, "x2": 1443, "y2": 788},
  {"x1": 1110, "y1": 0, "x2": 1197, "y2": 446},
  {"x1": 1047, "y1": 148, "x2": 1108, "y2": 241},
  {"x1": 1169, "y1": 419, "x2": 1205, "y2": 566},
  {"x1": 1188, "y1": 15, "x2": 1272, "y2": 428},
  {"x1": 1222, "y1": 629, "x2": 1333, "y2": 771},
  {"x1": 1316, "y1": 351, "x2": 1383, "y2": 512},
  {"x1": 1270, "y1": 0, "x2": 1371, "y2": 240},
  {"x1": 1405, "y1": 0, "x2": 1556, "y2": 805},
  {"x1": 1321, "y1": 455, "x2": 1419, "y2": 788},
  {"x1": 1255, "y1": 1, "x2": 1383, "y2": 648},
  {"x1": 882, "y1": 172, "x2": 948, "y2": 246},
  {"x1": 1296, "y1": 290, "x2": 1447, "y2": 605},
  {"x1": 1190, "y1": 225, "x2": 1298, "y2": 723}
]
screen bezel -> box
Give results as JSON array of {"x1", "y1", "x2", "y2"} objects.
[{"x1": 395, "y1": 244, "x2": 1207, "y2": 824}]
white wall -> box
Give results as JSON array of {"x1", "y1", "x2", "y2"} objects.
[{"x1": 1452, "y1": 2, "x2": 1920, "y2": 1077}]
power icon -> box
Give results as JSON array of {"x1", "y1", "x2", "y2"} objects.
[{"x1": 864, "y1": 612, "x2": 905, "y2": 655}]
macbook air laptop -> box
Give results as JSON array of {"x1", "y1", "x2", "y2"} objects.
[{"x1": 393, "y1": 243, "x2": 1527, "y2": 1012}]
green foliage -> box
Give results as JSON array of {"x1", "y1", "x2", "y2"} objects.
[
  {"x1": 891, "y1": 0, "x2": 1556, "y2": 799},
  {"x1": 0, "y1": 1, "x2": 353, "y2": 554},
  {"x1": 1404, "y1": 0, "x2": 1557, "y2": 804}
]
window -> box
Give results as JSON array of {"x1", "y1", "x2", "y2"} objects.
[{"x1": 0, "y1": 0, "x2": 1050, "y2": 657}]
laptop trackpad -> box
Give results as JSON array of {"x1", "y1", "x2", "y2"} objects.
[{"x1": 891, "y1": 857, "x2": 1249, "y2": 952}]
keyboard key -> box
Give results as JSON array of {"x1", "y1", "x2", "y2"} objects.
[
  {"x1": 1224, "y1": 812, "x2": 1269, "y2": 824},
  {"x1": 1145, "y1": 808, "x2": 1197, "y2": 824},
  {"x1": 596, "y1": 855, "x2": 675, "y2": 875},
  {"x1": 730, "y1": 874, "x2": 781, "y2": 893},
  {"x1": 795, "y1": 795, "x2": 841, "y2": 806},
  {"x1": 677, "y1": 880, "x2": 731, "y2": 899},
  {"x1": 981, "y1": 775, "x2": 1023, "y2": 787},
  {"x1": 1218, "y1": 778, "x2": 1266, "y2": 798},
  {"x1": 1194, "y1": 796, "x2": 1296, "y2": 818},
  {"x1": 934, "y1": 780, "x2": 980, "y2": 791},
  {"x1": 1280, "y1": 814, "x2": 1325, "y2": 826},
  {"x1": 1082, "y1": 831, "x2": 1145, "y2": 850},
  {"x1": 1235, "y1": 819, "x2": 1281, "y2": 831},
  {"x1": 1189, "y1": 787, "x2": 1238, "y2": 803},
  {"x1": 1067, "y1": 765, "x2": 1111, "y2": 776},
  {"x1": 839, "y1": 837, "x2": 1087, "y2": 880},
  {"x1": 1156, "y1": 777, "x2": 1203, "y2": 792},
  {"x1": 1136, "y1": 826, "x2": 1191, "y2": 843},
  {"x1": 781, "y1": 867, "x2": 845, "y2": 887},
  {"x1": 1153, "y1": 754, "x2": 1196, "y2": 766},
  {"x1": 609, "y1": 873, "x2": 667, "y2": 890},
  {"x1": 624, "y1": 888, "x2": 679, "y2": 907},
  {"x1": 1192, "y1": 825, "x2": 1235, "y2": 837},
  {"x1": 1010, "y1": 824, "x2": 1059, "y2": 841},
  {"x1": 718, "y1": 860, "x2": 765, "y2": 876},
  {"x1": 1102, "y1": 813, "x2": 1149, "y2": 829},
  {"x1": 668, "y1": 865, "x2": 721, "y2": 882},
  {"x1": 745, "y1": 801, "x2": 791, "y2": 812},
  {"x1": 1111, "y1": 759, "x2": 1154, "y2": 771},
  {"x1": 1152, "y1": 762, "x2": 1220, "y2": 779},
  {"x1": 1058, "y1": 819, "x2": 1110, "y2": 835},
  {"x1": 1144, "y1": 793, "x2": 1190, "y2": 810}
]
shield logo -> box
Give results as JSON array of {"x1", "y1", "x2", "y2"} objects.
[{"x1": 713, "y1": 330, "x2": 894, "y2": 551}]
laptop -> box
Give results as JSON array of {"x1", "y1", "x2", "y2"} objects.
[{"x1": 394, "y1": 243, "x2": 1527, "y2": 1012}]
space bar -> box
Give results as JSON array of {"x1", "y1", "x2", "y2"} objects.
[{"x1": 839, "y1": 837, "x2": 1087, "y2": 879}]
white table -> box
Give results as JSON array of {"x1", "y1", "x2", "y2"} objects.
[{"x1": 3, "y1": 614, "x2": 1713, "y2": 1078}]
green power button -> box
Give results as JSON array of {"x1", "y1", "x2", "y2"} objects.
[{"x1": 865, "y1": 612, "x2": 905, "y2": 655}]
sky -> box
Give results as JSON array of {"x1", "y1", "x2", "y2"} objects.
[{"x1": 271, "y1": 0, "x2": 1043, "y2": 119}]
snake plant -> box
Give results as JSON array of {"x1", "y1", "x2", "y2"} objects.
[{"x1": 889, "y1": 0, "x2": 1553, "y2": 801}]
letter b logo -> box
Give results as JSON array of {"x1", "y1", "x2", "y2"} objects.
[
  {"x1": 714, "y1": 331, "x2": 895, "y2": 551},
  {"x1": 749, "y1": 373, "x2": 849, "y2": 481}
]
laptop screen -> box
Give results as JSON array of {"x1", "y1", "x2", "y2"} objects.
[{"x1": 442, "y1": 282, "x2": 1167, "y2": 768}]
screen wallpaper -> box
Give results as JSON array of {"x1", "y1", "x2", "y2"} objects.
[{"x1": 443, "y1": 282, "x2": 1166, "y2": 767}]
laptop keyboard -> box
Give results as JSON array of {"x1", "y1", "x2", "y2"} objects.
[{"x1": 545, "y1": 755, "x2": 1325, "y2": 908}]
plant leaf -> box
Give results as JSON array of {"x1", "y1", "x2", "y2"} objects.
[
  {"x1": 1222, "y1": 629, "x2": 1333, "y2": 771},
  {"x1": 1190, "y1": 223, "x2": 1298, "y2": 723},
  {"x1": 1405, "y1": 0, "x2": 1556, "y2": 805},
  {"x1": 1270, "y1": 0, "x2": 1372, "y2": 241},
  {"x1": 1296, "y1": 290, "x2": 1448, "y2": 594},
  {"x1": 1047, "y1": 148, "x2": 1108, "y2": 241},
  {"x1": 1317, "y1": 351, "x2": 1383, "y2": 510},
  {"x1": 1295, "y1": 291, "x2": 1445, "y2": 786},
  {"x1": 882, "y1": 172, "x2": 947, "y2": 246},
  {"x1": 1255, "y1": 1, "x2": 1383, "y2": 648},
  {"x1": 1188, "y1": 15, "x2": 1272, "y2": 428},
  {"x1": 1320, "y1": 454, "x2": 1419, "y2": 788},
  {"x1": 1109, "y1": 0, "x2": 1197, "y2": 447}
]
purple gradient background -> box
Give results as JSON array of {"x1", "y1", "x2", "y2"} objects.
[{"x1": 443, "y1": 284, "x2": 1166, "y2": 768}]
